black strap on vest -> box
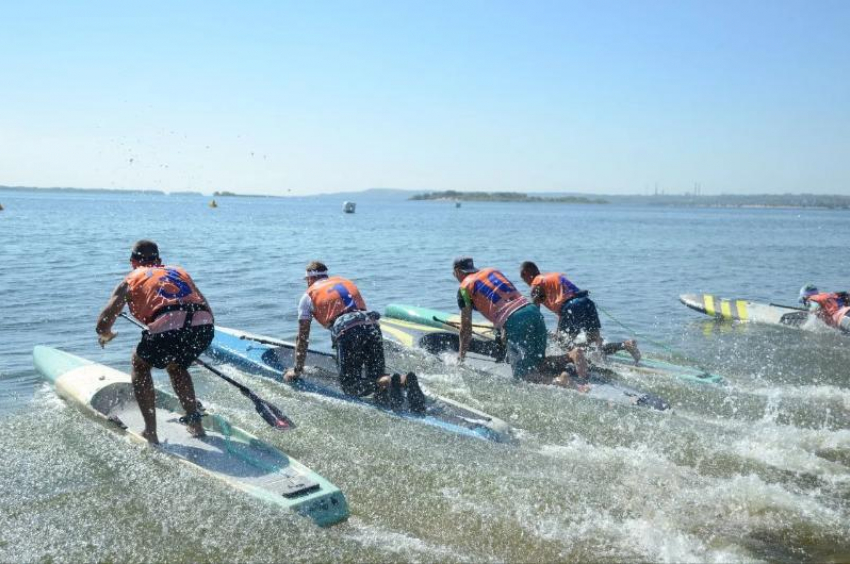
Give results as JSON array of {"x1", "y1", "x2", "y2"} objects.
[{"x1": 151, "y1": 303, "x2": 211, "y2": 328}]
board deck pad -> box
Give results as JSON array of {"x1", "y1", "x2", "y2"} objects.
[{"x1": 113, "y1": 402, "x2": 320, "y2": 497}]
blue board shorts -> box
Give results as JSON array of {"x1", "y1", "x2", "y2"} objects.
[
  {"x1": 558, "y1": 296, "x2": 601, "y2": 340},
  {"x1": 503, "y1": 304, "x2": 548, "y2": 380}
]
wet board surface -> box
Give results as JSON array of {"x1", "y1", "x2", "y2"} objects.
[
  {"x1": 385, "y1": 303, "x2": 723, "y2": 385},
  {"x1": 378, "y1": 317, "x2": 670, "y2": 411},
  {"x1": 205, "y1": 327, "x2": 515, "y2": 443},
  {"x1": 679, "y1": 293, "x2": 818, "y2": 330},
  {"x1": 32, "y1": 346, "x2": 349, "y2": 526}
]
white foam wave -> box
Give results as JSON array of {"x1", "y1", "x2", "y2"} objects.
[
  {"x1": 728, "y1": 423, "x2": 850, "y2": 480},
  {"x1": 345, "y1": 518, "x2": 476, "y2": 561},
  {"x1": 749, "y1": 383, "x2": 850, "y2": 412}
]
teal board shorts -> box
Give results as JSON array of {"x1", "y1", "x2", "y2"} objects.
[{"x1": 503, "y1": 304, "x2": 548, "y2": 380}]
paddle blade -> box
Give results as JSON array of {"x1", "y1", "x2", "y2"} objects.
[
  {"x1": 253, "y1": 397, "x2": 296, "y2": 430},
  {"x1": 780, "y1": 311, "x2": 810, "y2": 327}
]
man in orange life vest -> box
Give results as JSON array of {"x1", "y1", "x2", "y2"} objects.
[
  {"x1": 283, "y1": 261, "x2": 426, "y2": 413},
  {"x1": 96, "y1": 240, "x2": 215, "y2": 444},
  {"x1": 453, "y1": 257, "x2": 586, "y2": 387},
  {"x1": 799, "y1": 284, "x2": 850, "y2": 333},
  {"x1": 520, "y1": 261, "x2": 641, "y2": 364}
]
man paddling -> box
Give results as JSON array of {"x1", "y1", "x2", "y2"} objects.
[
  {"x1": 452, "y1": 257, "x2": 586, "y2": 388},
  {"x1": 799, "y1": 284, "x2": 850, "y2": 333},
  {"x1": 96, "y1": 240, "x2": 214, "y2": 444},
  {"x1": 283, "y1": 261, "x2": 427, "y2": 413},
  {"x1": 519, "y1": 261, "x2": 641, "y2": 364}
]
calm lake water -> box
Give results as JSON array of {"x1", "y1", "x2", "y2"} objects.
[{"x1": 1, "y1": 190, "x2": 848, "y2": 562}]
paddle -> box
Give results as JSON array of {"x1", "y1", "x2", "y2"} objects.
[
  {"x1": 769, "y1": 303, "x2": 808, "y2": 311},
  {"x1": 240, "y1": 334, "x2": 293, "y2": 347},
  {"x1": 435, "y1": 316, "x2": 494, "y2": 330},
  {"x1": 237, "y1": 333, "x2": 337, "y2": 360},
  {"x1": 119, "y1": 313, "x2": 295, "y2": 430}
]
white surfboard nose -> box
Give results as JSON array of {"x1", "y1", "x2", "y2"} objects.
[{"x1": 32, "y1": 346, "x2": 93, "y2": 383}]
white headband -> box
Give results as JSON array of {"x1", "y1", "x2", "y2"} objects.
[{"x1": 305, "y1": 270, "x2": 327, "y2": 277}]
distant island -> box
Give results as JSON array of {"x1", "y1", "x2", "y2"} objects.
[
  {"x1": 0, "y1": 185, "x2": 202, "y2": 197},
  {"x1": 1, "y1": 185, "x2": 168, "y2": 196},
  {"x1": 410, "y1": 190, "x2": 608, "y2": 204},
  {"x1": 212, "y1": 190, "x2": 280, "y2": 199}
]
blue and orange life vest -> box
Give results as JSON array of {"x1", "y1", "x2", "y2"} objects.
[
  {"x1": 306, "y1": 276, "x2": 367, "y2": 328},
  {"x1": 808, "y1": 292, "x2": 850, "y2": 328},
  {"x1": 459, "y1": 268, "x2": 529, "y2": 328},
  {"x1": 530, "y1": 272, "x2": 581, "y2": 314},
  {"x1": 124, "y1": 265, "x2": 207, "y2": 324}
]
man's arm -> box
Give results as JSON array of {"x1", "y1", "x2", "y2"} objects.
[
  {"x1": 285, "y1": 319, "x2": 312, "y2": 380},
  {"x1": 95, "y1": 281, "x2": 129, "y2": 347},
  {"x1": 458, "y1": 306, "x2": 473, "y2": 362},
  {"x1": 530, "y1": 284, "x2": 545, "y2": 306}
]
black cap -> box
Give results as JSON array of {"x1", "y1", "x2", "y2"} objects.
[
  {"x1": 130, "y1": 240, "x2": 160, "y2": 262},
  {"x1": 453, "y1": 256, "x2": 478, "y2": 273}
]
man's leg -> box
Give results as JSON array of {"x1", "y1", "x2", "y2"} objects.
[
  {"x1": 600, "y1": 340, "x2": 641, "y2": 364},
  {"x1": 131, "y1": 353, "x2": 159, "y2": 444},
  {"x1": 535, "y1": 353, "x2": 591, "y2": 391},
  {"x1": 337, "y1": 327, "x2": 376, "y2": 397},
  {"x1": 166, "y1": 364, "x2": 206, "y2": 438},
  {"x1": 567, "y1": 346, "x2": 589, "y2": 379}
]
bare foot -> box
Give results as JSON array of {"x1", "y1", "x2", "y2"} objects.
[
  {"x1": 283, "y1": 369, "x2": 301, "y2": 383},
  {"x1": 553, "y1": 372, "x2": 591, "y2": 393},
  {"x1": 141, "y1": 430, "x2": 160, "y2": 445},
  {"x1": 187, "y1": 421, "x2": 206, "y2": 438},
  {"x1": 624, "y1": 340, "x2": 641, "y2": 365}
]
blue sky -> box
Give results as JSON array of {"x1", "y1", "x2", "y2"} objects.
[{"x1": 1, "y1": 1, "x2": 848, "y2": 195}]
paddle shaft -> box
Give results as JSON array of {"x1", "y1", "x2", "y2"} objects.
[
  {"x1": 437, "y1": 316, "x2": 495, "y2": 331},
  {"x1": 238, "y1": 333, "x2": 336, "y2": 359},
  {"x1": 769, "y1": 303, "x2": 808, "y2": 311},
  {"x1": 236, "y1": 329, "x2": 420, "y2": 380},
  {"x1": 119, "y1": 313, "x2": 295, "y2": 429}
]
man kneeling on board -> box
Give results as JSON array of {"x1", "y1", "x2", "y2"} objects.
[
  {"x1": 453, "y1": 257, "x2": 589, "y2": 389},
  {"x1": 799, "y1": 284, "x2": 850, "y2": 333},
  {"x1": 283, "y1": 261, "x2": 427, "y2": 414},
  {"x1": 519, "y1": 261, "x2": 641, "y2": 364},
  {"x1": 96, "y1": 240, "x2": 214, "y2": 444}
]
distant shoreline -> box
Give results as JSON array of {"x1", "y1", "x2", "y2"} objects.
[
  {"x1": 2, "y1": 185, "x2": 848, "y2": 210},
  {"x1": 0, "y1": 185, "x2": 203, "y2": 197},
  {"x1": 410, "y1": 190, "x2": 608, "y2": 204}
]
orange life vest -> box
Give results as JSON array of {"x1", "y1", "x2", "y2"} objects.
[
  {"x1": 460, "y1": 268, "x2": 529, "y2": 328},
  {"x1": 808, "y1": 292, "x2": 850, "y2": 328},
  {"x1": 531, "y1": 272, "x2": 581, "y2": 314},
  {"x1": 306, "y1": 276, "x2": 367, "y2": 328},
  {"x1": 124, "y1": 265, "x2": 207, "y2": 325}
]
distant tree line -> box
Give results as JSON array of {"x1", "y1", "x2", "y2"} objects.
[
  {"x1": 410, "y1": 190, "x2": 608, "y2": 204},
  {"x1": 617, "y1": 193, "x2": 850, "y2": 209}
]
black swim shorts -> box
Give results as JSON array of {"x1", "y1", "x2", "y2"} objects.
[
  {"x1": 136, "y1": 325, "x2": 214, "y2": 369},
  {"x1": 335, "y1": 323, "x2": 386, "y2": 397}
]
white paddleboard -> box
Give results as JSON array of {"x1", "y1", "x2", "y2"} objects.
[{"x1": 33, "y1": 346, "x2": 349, "y2": 526}]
